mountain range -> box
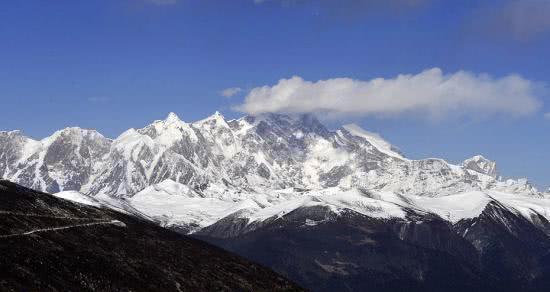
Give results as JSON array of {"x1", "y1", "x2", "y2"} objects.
[{"x1": 2, "y1": 112, "x2": 550, "y2": 291}]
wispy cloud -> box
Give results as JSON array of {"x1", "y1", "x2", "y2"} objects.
[
  {"x1": 145, "y1": 0, "x2": 178, "y2": 6},
  {"x1": 253, "y1": 0, "x2": 430, "y2": 19},
  {"x1": 545, "y1": 112, "x2": 550, "y2": 119},
  {"x1": 474, "y1": 0, "x2": 550, "y2": 41},
  {"x1": 235, "y1": 68, "x2": 544, "y2": 119},
  {"x1": 220, "y1": 87, "x2": 243, "y2": 98},
  {"x1": 88, "y1": 96, "x2": 110, "y2": 104}
]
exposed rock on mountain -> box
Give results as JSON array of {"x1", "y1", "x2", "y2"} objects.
[
  {"x1": 0, "y1": 128, "x2": 110, "y2": 193},
  {"x1": 1, "y1": 112, "x2": 540, "y2": 201},
  {"x1": 463, "y1": 155, "x2": 498, "y2": 178}
]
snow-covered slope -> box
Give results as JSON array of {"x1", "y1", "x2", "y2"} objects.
[
  {"x1": 341, "y1": 124, "x2": 404, "y2": 159},
  {"x1": 52, "y1": 190, "x2": 102, "y2": 207},
  {"x1": 1, "y1": 128, "x2": 110, "y2": 193},
  {"x1": 123, "y1": 178, "x2": 550, "y2": 236},
  {"x1": 1, "y1": 112, "x2": 545, "y2": 234}
]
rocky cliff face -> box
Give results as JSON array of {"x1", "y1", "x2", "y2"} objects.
[
  {"x1": 463, "y1": 155, "x2": 498, "y2": 178},
  {"x1": 0, "y1": 128, "x2": 110, "y2": 193}
]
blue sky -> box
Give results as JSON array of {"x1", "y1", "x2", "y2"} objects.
[{"x1": 0, "y1": 0, "x2": 549, "y2": 187}]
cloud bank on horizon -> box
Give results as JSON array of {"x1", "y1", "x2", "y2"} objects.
[{"x1": 235, "y1": 68, "x2": 544, "y2": 119}]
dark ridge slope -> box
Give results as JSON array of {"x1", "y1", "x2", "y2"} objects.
[
  {"x1": 197, "y1": 206, "x2": 488, "y2": 292},
  {"x1": 196, "y1": 204, "x2": 550, "y2": 292},
  {"x1": 0, "y1": 180, "x2": 303, "y2": 292}
]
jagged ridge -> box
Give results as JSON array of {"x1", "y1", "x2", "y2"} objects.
[{"x1": 0, "y1": 112, "x2": 545, "y2": 233}]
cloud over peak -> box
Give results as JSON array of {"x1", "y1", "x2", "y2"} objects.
[{"x1": 235, "y1": 68, "x2": 544, "y2": 119}]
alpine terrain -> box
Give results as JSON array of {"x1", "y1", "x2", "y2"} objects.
[{"x1": 2, "y1": 112, "x2": 550, "y2": 291}]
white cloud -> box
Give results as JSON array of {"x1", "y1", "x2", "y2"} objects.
[
  {"x1": 545, "y1": 112, "x2": 550, "y2": 119},
  {"x1": 235, "y1": 68, "x2": 543, "y2": 119},
  {"x1": 220, "y1": 87, "x2": 242, "y2": 98}
]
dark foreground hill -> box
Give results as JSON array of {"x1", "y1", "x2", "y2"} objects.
[
  {"x1": 196, "y1": 204, "x2": 550, "y2": 292},
  {"x1": 0, "y1": 180, "x2": 303, "y2": 292}
]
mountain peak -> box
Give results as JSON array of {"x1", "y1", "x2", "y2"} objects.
[
  {"x1": 41, "y1": 127, "x2": 106, "y2": 145},
  {"x1": 463, "y1": 155, "x2": 497, "y2": 178},
  {"x1": 252, "y1": 113, "x2": 329, "y2": 137},
  {"x1": 0, "y1": 130, "x2": 23, "y2": 136},
  {"x1": 196, "y1": 111, "x2": 227, "y2": 126},
  {"x1": 57, "y1": 127, "x2": 100, "y2": 135},
  {"x1": 211, "y1": 110, "x2": 224, "y2": 120},
  {"x1": 342, "y1": 124, "x2": 404, "y2": 159},
  {"x1": 165, "y1": 112, "x2": 182, "y2": 123}
]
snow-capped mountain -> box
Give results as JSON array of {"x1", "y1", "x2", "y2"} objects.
[
  {"x1": 1, "y1": 112, "x2": 545, "y2": 232},
  {"x1": 0, "y1": 128, "x2": 110, "y2": 193},
  {"x1": 0, "y1": 111, "x2": 538, "y2": 197},
  {"x1": 3, "y1": 112, "x2": 550, "y2": 291}
]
